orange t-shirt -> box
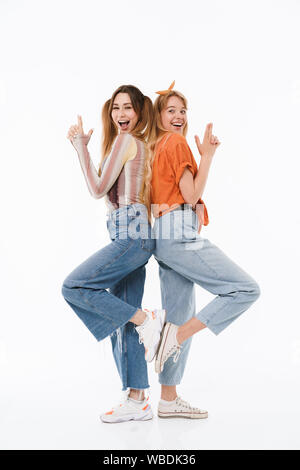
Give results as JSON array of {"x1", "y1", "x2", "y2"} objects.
[{"x1": 151, "y1": 132, "x2": 209, "y2": 225}]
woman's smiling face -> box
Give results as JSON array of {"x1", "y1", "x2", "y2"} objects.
[
  {"x1": 111, "y1": 93, "x2": 138, "y2": 133},
  {"x1": 160, "y1": 95, "x2": 187, "y2": 134}
]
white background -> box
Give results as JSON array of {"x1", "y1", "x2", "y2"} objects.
[{"x1": 1, "y1": 0, "x2": 300, "y2": 450}]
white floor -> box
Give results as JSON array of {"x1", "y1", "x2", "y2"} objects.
[
  {"x1": 1, "y1": 323, "x2": 300, "y2": 450},
  {"x1": 1, "y1": 380, "x2": 299, "y2": 450}
]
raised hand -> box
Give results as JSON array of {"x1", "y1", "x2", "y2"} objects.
[
  {"x1": 67, "y1": 115, "x2": 94, "y2": 148},
  {"x1": 194, "y1": 123, "x2": 221, "y2": 159}
]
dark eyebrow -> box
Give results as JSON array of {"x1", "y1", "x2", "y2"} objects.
[{"x1": 112, "y1": 102, "x2": 132, "y2": 106}]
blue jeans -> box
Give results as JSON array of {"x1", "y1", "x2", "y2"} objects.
[
  {"x1": 61, "y1": 203, "x2": 155, "y2": 391},
  {"x1": 153, "y1": 208, "x2": 261, "y2": 386}
]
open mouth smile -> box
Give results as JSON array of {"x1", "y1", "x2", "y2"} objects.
[
  {"x1": 118, "y1": 120, "x2": 130, "y2": 130},
  {"x1": 171, "y1": 122, "x2": 183, "y2": 128}
]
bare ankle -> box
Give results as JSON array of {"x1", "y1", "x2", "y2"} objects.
[
  {"x1": 161, "y1": 385, "x2": 177, "y2": 401},
  {"x1": 130, "y1": 309, "x2": 147, "y2": 326},
  {"x1": 161, "y1": 394, "x2": 177, "y2": 401},
  {"x1": 129, "y1": 389, "x2": 145, "y2": 401}
]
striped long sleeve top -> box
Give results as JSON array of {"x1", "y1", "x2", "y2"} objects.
[{"x1": 72, "y1": 133, "x2": 147, "y2": 211}]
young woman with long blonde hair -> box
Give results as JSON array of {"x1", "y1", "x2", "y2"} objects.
[
  {"x1": 150, "y1": 82, "x2": 261, "y2": 419},
  {"x1": 61, "y1": 85, "x2": 166, "y2": 423}
]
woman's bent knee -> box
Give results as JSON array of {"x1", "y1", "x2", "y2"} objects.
[
  {"x1": 61, "y1": 275, "x2": 74, "y2": 299},
  {"x1": 61, "y1": 282, "x2": 69, "y2": 300},
  {"x1": 248, "y1": 281, "x2": 261, "y2": 302}
]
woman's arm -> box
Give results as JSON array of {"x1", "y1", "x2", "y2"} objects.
[
  {"x1": 67, "y1": 116, "x2": 137, "y2": 199},
  {"x1": 73, "y1": 133, "x2": 137, "y2": 199},
  {"x1": 179, "y1": 155, "x2": 213, "y2": 205},
  {"x1": 179, "y1": 123, "x2": 220, "y2": 205}
]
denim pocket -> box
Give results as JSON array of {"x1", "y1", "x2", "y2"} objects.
[
  {"x1": 172, "y1": 211, "x2": 196, "y2": 240},
  {"x1": 182, "y1": 222, "x2": 198, "y2": 241},
  {"x1": 113, "y1": 213, "x2": 135, "y2": 227},
  {"x1": 172, "y1": 211, "x2": 204, "y2": 250}
]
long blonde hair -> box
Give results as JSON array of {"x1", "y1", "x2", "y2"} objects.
[
  {"x1": 149, "y1": 90, "x2": 188, "y2": 170},
  {"x1": 99, "y1": 85, "x2": 154, "y2": 220}
]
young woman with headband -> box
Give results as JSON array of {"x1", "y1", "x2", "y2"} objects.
[
  {"x1": 150, "y1": 82, "x2": 261, "y2": 419},
  {"x1": 61, "y1": 85, "x2": 166, "y2": 423}
]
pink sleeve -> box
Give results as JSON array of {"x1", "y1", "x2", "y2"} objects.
[{"x1": 72, "y1": 133, "x2": 136, "y2": 199}]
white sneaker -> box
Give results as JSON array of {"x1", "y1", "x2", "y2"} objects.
[
  {"x1": 155, "y1": 322, "x2": 182, "y2": 373},
  {"x1": 100, "y1": 395, "x2": 153, "y2": 423},
  {"x1": 135, "y1": 309, "x2": 166, "y2": 362},
  {"x1": 158, "y1": 396, "x2": 208, "y2": 419}
]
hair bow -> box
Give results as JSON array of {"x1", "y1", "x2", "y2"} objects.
[{"x1": 155, "y1": 80, "x2": 175, "y2": 95}]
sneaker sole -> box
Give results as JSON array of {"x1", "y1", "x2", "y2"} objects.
[
  {"x1": 100, "y1": 409, "x2": 154, "y2": 423},
  {"x1": 145, "y1": 309, "x2": 166, "y2": 363},
  {"x1": 158, "y1": 411, "x2": 208, "y2": 419},
  {"x1": 155, "y1": 322, "x2": 171, "y2": 373}
]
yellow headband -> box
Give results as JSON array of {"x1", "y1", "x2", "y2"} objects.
[{"x1": 155, "y1": 80, "x2": 175, "y2": 95}]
